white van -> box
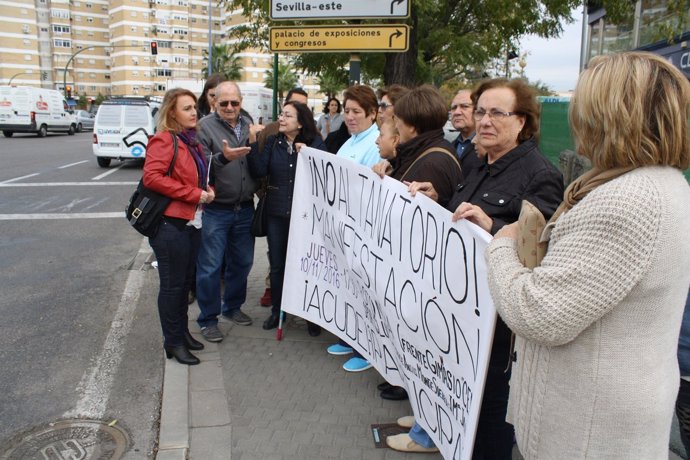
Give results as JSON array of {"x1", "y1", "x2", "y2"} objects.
[
  {"x1": 0, "y1": 86, "x2": 77, "y2": 137},
  {"x1": 92, "y1": 98, "x2": 159, "y2": 168}
]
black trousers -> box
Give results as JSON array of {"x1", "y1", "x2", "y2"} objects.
[{"x1": 149, "y1": 220, "x2": 200, "y2": 347}]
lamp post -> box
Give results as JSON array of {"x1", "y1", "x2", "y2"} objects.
[
  {"x1": 207, "y1": 0, "x2": 213, "y2": 76},
  {"x1": 62, "y1": 45, "x2": 132, "y2": 98},
  {"x1": 8, "y1": 72, "x2": 31, "y2": 86}
]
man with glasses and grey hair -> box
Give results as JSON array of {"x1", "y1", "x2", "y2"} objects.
[
  {"x1": 448, "y1": 89, "x2": 481, "y2": 172},
  {"x1": 195, "y1": 81, "x2": 263, "y2": 342}
]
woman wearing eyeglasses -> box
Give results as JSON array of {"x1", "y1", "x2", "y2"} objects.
[
  {"x1": 247, "y1": 101, "x2": 327, "y2": 333},
  {"x1": 376, "y1": 84, "x2": 408, "y2": 127},
  {"x1": 399, "y1": 79, "x2": 563, "y2": 457},
  {"x1": 197, "y1": 73, "x2": 225, "y2": 119}
]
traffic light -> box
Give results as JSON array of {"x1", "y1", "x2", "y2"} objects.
[
  {"x1": 66, "y1": 85, "x2": 72, "y2": 98},
  {"x1": 150, "y1": 42, "x2": 158, "y2": 55}
]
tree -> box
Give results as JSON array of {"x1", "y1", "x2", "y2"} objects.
[
  {"x1": 77, "y1": 93, "x2": 88, "y2": 109},
  {"x1": 94, "y1": 92, "x2": 106, "y2": 106},
  {"x1": 316, "y1": 68, "x2": 348, "y2": 99},
  {"x1": 263, "y1": 62, "x2": 299, "y2": 103},
  {"x1": 202, "y1": 44, "x2": 242, "y2": 80}
]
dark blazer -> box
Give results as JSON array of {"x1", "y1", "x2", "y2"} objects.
[
  {"x1": 448, "y1": 137, "x2": 563, "y2": 235},
  {"x1": 248, "y1": 133, "x2": 327, "y2": 217}
]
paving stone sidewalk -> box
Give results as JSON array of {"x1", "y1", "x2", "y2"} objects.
[{"x1": 156, "y1": 237, "x2": 684, "y2": 460}]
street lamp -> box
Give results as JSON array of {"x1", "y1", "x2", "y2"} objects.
[{"x1": 8, "y1": 72, "x2": 31, "y2": 86}]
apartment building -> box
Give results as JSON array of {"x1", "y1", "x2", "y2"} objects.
[{"x1": 0, "y1": 0, "x2": 322, "y2": 108}]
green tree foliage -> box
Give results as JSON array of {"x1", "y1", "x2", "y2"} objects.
[
  {"x1": 77, "y1": 93, "x2": 88, "y2": 109},
  {"x1": 203, "y1": 44, "x2": 243, "y2": 80},
  {"x1": 93, "y1": 92, "x2": 106, "y2": 108},
  {"x1": 316, "y1": 67, "x2": 348, "y2": 99},
  {"x1": 263, "y1": 61, "x2": 299, "y2": 102}
]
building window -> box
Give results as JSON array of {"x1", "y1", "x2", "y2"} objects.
[
  {"x1": 131, "y1": 26, "x2": 137, "y2": 32},
  {"x1": 53, "y1": 39, "x2": 72, "y2": 47},
  {"x1": 156, "y1": 84, "x2": 166, "y2": 91},
  {"x1": 24, "y1": 55, "x2": 32, "y2": 61},
  {"x1": 52, "y1": 25, "x2": 71, "y2": 34},
  {"x1": 87, "y1": 17, "x2": 94, "y2": 23},
  {"x1": 51, "y1": 9, "x2": 70, "y2": 19},
  {"x1": 156, "y1": 68, "x2": 172, "y2": 77}
]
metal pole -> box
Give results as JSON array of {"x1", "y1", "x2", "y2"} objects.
[
  {"x1": 272, "y1": 53, "x2": 278, "y2": 121},
  {"x1": 208, "y1": 0, "x2": 213, "y2": 76},
  {"x1": 349, "y1": 54, "x2": 361, "y2": 86}
]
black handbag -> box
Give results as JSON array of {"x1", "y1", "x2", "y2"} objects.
[
  {"x1": 125, "y1": 133, "x2": 179, "y2": 238},
  {"x1": 251, "y1": 185, "x2": 268, "y2": 237}
]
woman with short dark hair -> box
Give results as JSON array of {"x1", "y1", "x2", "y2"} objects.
[{"x1": 398, "y1": 78, "x2": 564, "y2": 456}]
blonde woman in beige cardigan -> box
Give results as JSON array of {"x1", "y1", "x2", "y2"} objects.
[{"x1": 487, "y1": 51, "x2": 690, "y2": 459}]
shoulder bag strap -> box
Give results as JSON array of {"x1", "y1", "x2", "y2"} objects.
[
  {"x1": 166, "y1": 131, "x2": 179, "y2": 177},
  {"x1": 400, "y1": 147, "x2": 461, "y2": 182}
]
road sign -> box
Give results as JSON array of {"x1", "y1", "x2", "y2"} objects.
[
  {"x1": 270, "y1": 0, "x2": 409, "y2": 20},
  {"x1": 269, "y1": 25, "x2": 409, "y2": 53}
]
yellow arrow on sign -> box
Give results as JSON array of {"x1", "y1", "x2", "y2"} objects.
[{"x1": 270, "y1": 25, "x2": 409, "y2": 53}]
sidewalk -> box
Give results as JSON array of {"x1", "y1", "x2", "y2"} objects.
[{"x1": 155, "y1": 237, "x2": 685, "y2": 460}]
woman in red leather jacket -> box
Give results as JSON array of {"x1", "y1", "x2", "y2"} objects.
[{"x1": 143, "y1": 88, "x2": 215, "y2": 365}]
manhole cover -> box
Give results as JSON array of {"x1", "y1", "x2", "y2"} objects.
[{"x1": 0, "y1": 419, "x2": 129, "y2": 460}]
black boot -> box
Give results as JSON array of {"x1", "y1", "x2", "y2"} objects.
[
  {"x1": 263, "y1": 313, "x2": 280, "y2": 330},
  {"x1": 164, "y1": 345, "x2": 200, "y2": 365},
  {"x1": 307, "y1": 321, "x2": 321, "y2": 337},
  {"x1": 183, "y1": 331, "x2": 205, "y2": 351}
]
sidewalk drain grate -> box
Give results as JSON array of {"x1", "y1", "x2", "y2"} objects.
[
  {"x1": 370, "y1": 423, "x2": 408, "y2": 448},
  {"x1": 0, "y1": 419, "x2": 129, "y2": 460}
]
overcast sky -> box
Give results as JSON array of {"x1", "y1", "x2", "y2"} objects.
[{"x1": 518, "y1": 7, "x2": 585, "y2": 93}]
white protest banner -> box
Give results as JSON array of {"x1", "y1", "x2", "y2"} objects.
[{"x1": 282, "y1": 147, "x2": 496, "y2": 460}]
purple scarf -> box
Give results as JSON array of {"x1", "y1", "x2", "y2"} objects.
[{"x1": 177, "y1": 129, "x2": 207, "y2": 188}]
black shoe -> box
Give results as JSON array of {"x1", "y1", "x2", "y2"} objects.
[
  {"x1": 380, "y1": 386, "x2": 408, "y2": 401},
  {"x1": 377, "y1": 381, "x2": 393, "y2": 391},
  {"x1": 164, "y1": 345, "x2": 200, "y2": 365},
  {"x1": 263, "y1": 313, "x2": 280, "y2": 330},
  {"x1": 307, "y1": 321, "x2": 321, "y2": 337},
  {"x1": 183, "y1": 331, "x2": 205, "y2": 351}
]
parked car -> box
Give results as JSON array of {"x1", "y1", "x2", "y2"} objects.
[
  {"x1": 74, "y1": 110, "x2": 95, "y2": 132},
  {"x1": 0, "y1": 86, "x2": 77, "y2": 137}
]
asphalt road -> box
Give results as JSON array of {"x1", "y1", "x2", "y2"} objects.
[{"x1": 0, "y1": 131, "x2": 163, "y2": 458}]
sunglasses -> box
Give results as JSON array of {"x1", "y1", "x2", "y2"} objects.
[
  {"x1": 378, "y1": 102, "x2": 392, "y2": 110},
  {"x1": 219, "y1": 100, "x2": 240, "y2": 108}
]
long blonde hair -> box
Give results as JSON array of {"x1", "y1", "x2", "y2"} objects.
[
  {"x1": 157, "y1": 88, "x2": 197, "y2": 133},
  {"x1": 570, "y1": 51, "x2": 690, "y2": 170}
]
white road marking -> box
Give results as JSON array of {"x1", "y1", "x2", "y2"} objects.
[
  {"x1": 0, "y1": 181, "x2": 137, "y2": 187},
  {"x1": 92, "y1": 164, "x2": 125, "y2": 181},
  {"x1": 0, "y1": 212, "x2": 124, "y2": 220},
  {"x1": 0, "y1": 173, "x2": 40, "y2": 184},
  {"x1": 58, "y1": 160, "x2": 89, "y2": 169},
  {"x1": 64, "y1": 238, "x2": 150, "y2": 419}
]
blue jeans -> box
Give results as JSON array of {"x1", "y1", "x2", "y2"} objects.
[
  {"x1": 196, "y1": 206, "x2": 255, "y2": 328},
  {"x1": 149, "y1": 219, "x2": 200, "y2": 347},
  {"x1": 266, "y1": 214, "x2": 290, "y2": 316}
]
